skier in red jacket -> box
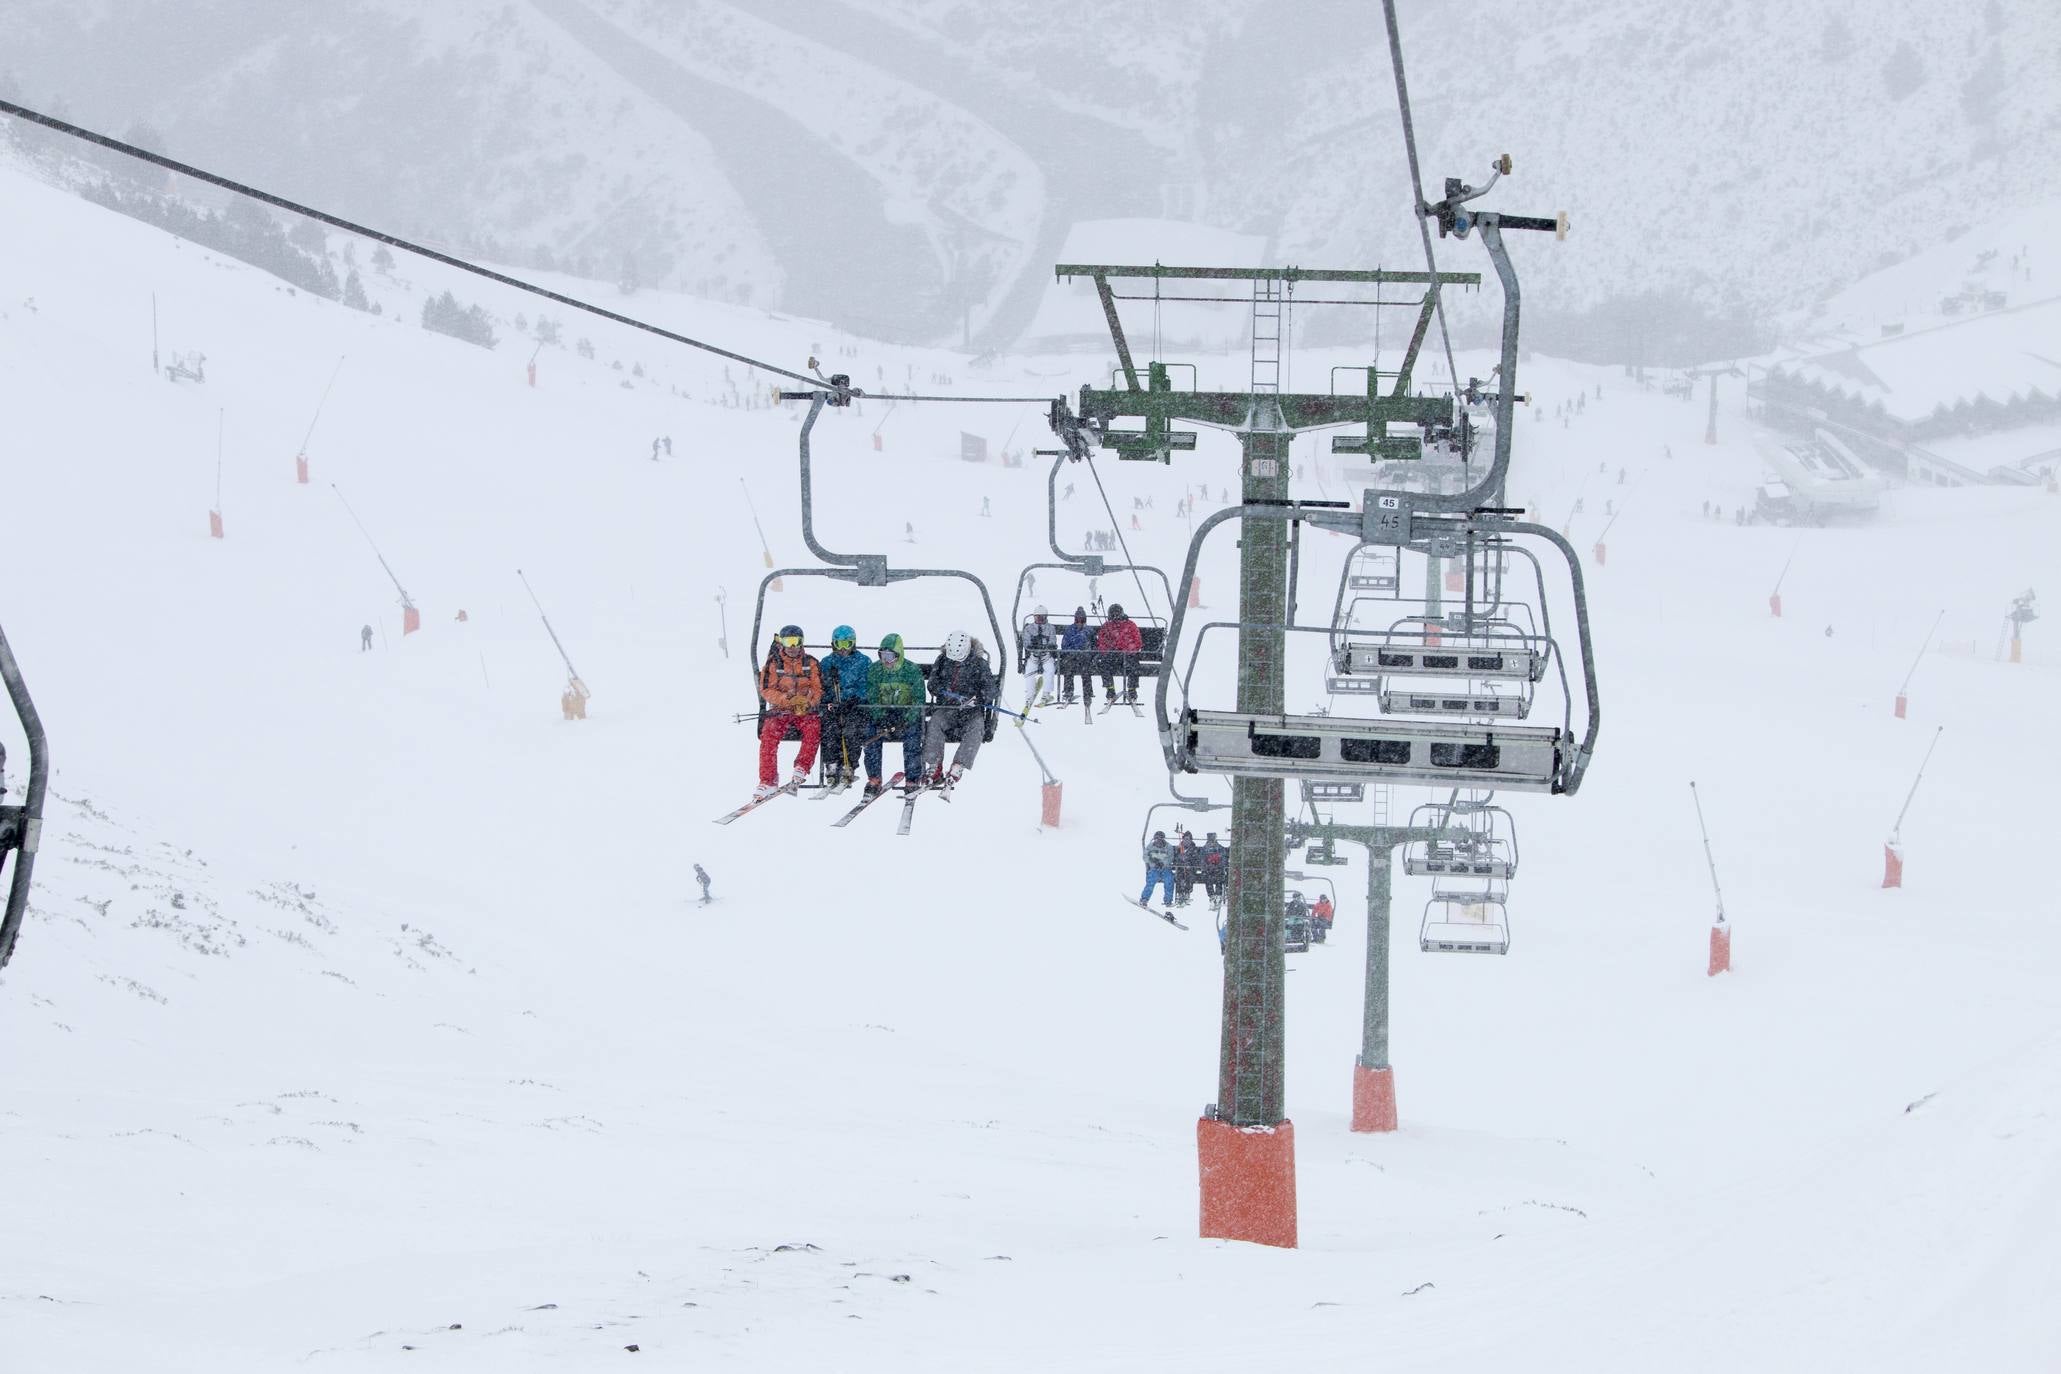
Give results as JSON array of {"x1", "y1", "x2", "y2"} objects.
[{"x1": 1095, "y1": 603, "x2": 1144, "y2": 706}]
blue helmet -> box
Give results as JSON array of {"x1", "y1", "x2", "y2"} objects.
[{"x1": 830, "y1": 624, "x2": 856, "y2": 648}]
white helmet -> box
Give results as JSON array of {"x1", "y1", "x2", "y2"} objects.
[
  {"x1": 944, "y1": 631, "x2": 972, "y2": 661},
  {"x1": 1034, "y1": 605, "x2": 1048, "y2": 618}
]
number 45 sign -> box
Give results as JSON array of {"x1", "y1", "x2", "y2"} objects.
[{"x1": 1363, "y1": 492, "x2": 1412, "y2": 545}]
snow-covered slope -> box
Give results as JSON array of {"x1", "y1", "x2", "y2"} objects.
[
  {"x1": 2, "y1": 154, "x2": 2060, "y2": 1371},
  {"x1": 8, "y1": 0, "x2": 2060, "y2": 347}
]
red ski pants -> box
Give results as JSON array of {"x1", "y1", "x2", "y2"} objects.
[{"x1": 758, "y1": 712, "x2": 821, "y2": 785}]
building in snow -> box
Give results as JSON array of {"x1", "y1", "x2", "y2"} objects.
[{"x1": 1750, "y1": 296, "x2": 2061, "y2": 488}]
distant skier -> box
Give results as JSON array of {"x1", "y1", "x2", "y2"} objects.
[
  {"x1": 1096, "y1": 604, "x2": 1144, "y2": 706},
  {"x1": 819, "y1": 625, "x2": 873, "y2": 791},
  {"x1": 1617, "y1": 466, "x2": 1627, "y2": 485},
  {"x1": 1140, "y1": 831, "x2": 1175, "y2": 909},
  {"x1": 1063, "y1": 483, "x2": 1075, "y2": 501},
  {"x1": 862, "y1": 633, "x2": 926, "y2": 796},
  {"x1": 920, "y1": 630, "x2": 995, "y2": 787},
  {"x1": 904, "y1": 522, "x2": 916, "y2": 544},
  {"x1": 755, "y1": 624, "x2": 823, "y2": 799},
  {"x1": 1199, "y1": 833, "x2": 1230, "y2": 909},
  {"x1": 651, "y1": 437, "x2": 661, "y2": 461},
  {"x1": 1172, "y1": 831, "x2": 1201, "y2": 908},
  {"x1": 981, "y1": 496, "x2": 992, "y2": 518},
  {"x1": 663, "y1": 435, "x2": 673, "y2": 456},
  {"x1": 360, "y1": 624, "x2": 373, "y2": 652},
  {"x1": 693, "y1": 864, "x2": 713, "y2": 905},
  {"x1": 1018, "y1": 606, "x2": 1060, "y2": 714},
  {"x1": 1058, "y1": 607, "x2": 1096, "y2": 709}
]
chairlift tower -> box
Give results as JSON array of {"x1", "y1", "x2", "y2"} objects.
[
  {"x1": 1285, "y1": 810, "x2": 1468, "y2": 1130},
  {"x1": 1053, "y1": 262, "x2": 1477, "y2": 1248}
]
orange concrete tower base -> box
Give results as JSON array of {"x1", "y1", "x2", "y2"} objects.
[
  {"x1": 1351, "y1": 1062, "x2": 1398, "y2": 1133},
  {"x1": 1197, "y1": 1117, "x2": 1297, "y2": 1248}
]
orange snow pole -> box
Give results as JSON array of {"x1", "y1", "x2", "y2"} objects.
[
  {"x1": 1690, "y1": 781, "x2": 1730, "y2": 977},
  {"x1": 1040, "y1": 780, "x2": 1063, "y2": 828},
  {"x1": 293, "y1": 356, "x2": 343, "y2": 490},
  {"x1": 1892, "y1": 610, "x2": 1945, "y2": 720},
  {"x1": 1768, "y1": 536, "x2": 1801, "y2": 620},
  {"x1": 1351, "y1": 1062, "x2": 1398, "y2": 1132},
  {"x1": 209, "y1": 407, "x2": 226, "y2": 540},
  {"x1": 1882, "y1": 726, "x2": 1943, "y2": 892},
  {"x1": 402, "y1": 604, "x2": 421, "y2": 636},
  {"x1": 1197, "y1": 1117, "x2": 1297, "y2": 1249},
  {"x1": 1592, "y1": 540, "x2": 1607, "y2": 567},
  {"x1": 1187, "y1": 576, "x2": 1203, "y2": 609}
]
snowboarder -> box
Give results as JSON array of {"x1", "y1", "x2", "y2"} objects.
[
  {"x1": 862, "y1": 633, "x2": 926, "y2": 796},
  {"x1": 819, "y1": 625, "x2": 873, "y2": 789},
  {"x1": 1018, "y1": 606, "x2": 1060, "y2": 714},
  {"x1": 755, "y1": 624, "x2": 823, "y2": 799},
  {"x1": 920, "y1": 631, "x2": 995, "y2": 786},
  {"x1": 693, "y1": 864, "x2": 713, "y2": 904},
  {"x1": 1172, "y1": 831, "x2": 1201, "y2": 907},
  {"x1": 1058, "y1": 606, "x2": 1096, "y2": 708},
  {"x1": 1199, "y1": 833, "x2": 1229, "y2": 908},
  {"x1": 359, "y1": 624, "x2": 373, "y2": 652},
  {"x1": 1140, "y1": 831, "x2": 1175, "y2": 909}
]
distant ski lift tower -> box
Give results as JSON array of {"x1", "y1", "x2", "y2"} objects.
[{"x1": 1053, "y1": 260, "x2": 1477, "y2": 1248}]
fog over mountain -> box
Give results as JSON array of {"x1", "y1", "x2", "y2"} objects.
[{"x1": 5, "y1": 0, "x2": 2059, "y2": 352}]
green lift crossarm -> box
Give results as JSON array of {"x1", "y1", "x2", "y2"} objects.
[{"x1": 1055, "y1": 264, "x2": 1479, "y2": 460}]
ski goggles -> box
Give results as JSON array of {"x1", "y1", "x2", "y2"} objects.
[
  {"x1": 777, "y1": 634, "x2": 804, "y2": 648},
  {"x1": 833, "y1": 638, "x2": 856, "y2": 651}
]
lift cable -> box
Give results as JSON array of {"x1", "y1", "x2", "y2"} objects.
[
  {"x1": 1080, "y1": 449, "x2": 1192, "y2": 701},
  {"x1": 0, "y1": 98, "x2": 1047, "y2": 407},
  {"x1": 1378, "y1": 0, "x2": 1463, "y2": 405}
]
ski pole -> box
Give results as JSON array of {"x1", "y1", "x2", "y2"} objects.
[{"x1": 939, "y1": 689, "x2": 1036, "y2": 724}]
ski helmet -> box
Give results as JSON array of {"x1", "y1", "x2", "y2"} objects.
[
  {"x1": 1107, "y1": 603, "x2": 1124, "y2": 619},
  {"x1": 944, "y1": 630, "x2": 972, "y2": 661},
  {"x1": 777, "y1": 623, "x2": 805, "y2": 648},
  {"x1": 1073, "y1": 606, "x2": 1088, "y2": 620},
  {"x1": 1033, "y1": 605, "x2": 1048, "y2": 620},
  {"x1": 1153, "y1": 830, "x2": 1166, "y2": 840},
  {"x1": 831, "y1": 624, "x2": 856, "y2": 649}
]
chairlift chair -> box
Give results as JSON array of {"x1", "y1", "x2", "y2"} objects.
[
  {"x1": 1419, "y1": 880, "x2": 1510, "y2": 955},
  {"x1": 1402, "y1": 797, "x2": 1518, "y2": 879},
  {"x1": 1011, "y1": 447, "x2": 1180, "y2": 684},
  {"x1": 752, "y1": 391, "x2": 1011, "y2": 779}
]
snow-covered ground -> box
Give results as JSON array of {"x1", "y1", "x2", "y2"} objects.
[{"x1": 2, "y1": 158, "x2": 2059, "y2": 1371}]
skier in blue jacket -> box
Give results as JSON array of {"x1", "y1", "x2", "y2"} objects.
[
  {"x1": 1057, "y1": 606, "x2": 1096, "y2": 708},
  {"x1": 819, "y1": 624, "x2": 873, "y2": 790}
]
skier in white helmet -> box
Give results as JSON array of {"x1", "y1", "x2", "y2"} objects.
[
  {"x1": 1017, "y1": 605, "x2": 1060, "y2": 719},
  {"x1": 920, "y1": 630, "x2": 996, "y2": 786}
]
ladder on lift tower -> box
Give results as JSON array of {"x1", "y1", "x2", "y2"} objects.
[{"x1": 1251, "y1": 278, "x2": 1284, "y2": 394}]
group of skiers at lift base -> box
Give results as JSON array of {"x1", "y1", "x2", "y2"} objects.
[
  {"x1": 756, "y1": 624, "x2": 997, "y2": 801},
  {"x1": 1016, "y1": 604, "x2": 1146, "y2": 709}
]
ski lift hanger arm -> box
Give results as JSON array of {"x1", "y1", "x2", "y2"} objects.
[{"x1": 0, "y1": 620, "x2": 49, "y2": 974}]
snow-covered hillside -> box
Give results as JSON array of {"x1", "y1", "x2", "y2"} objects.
[
  {"x1": 7, "y1": 0, "x2": 2059, "y2": 348},
  {"x1": 3, "y1": 146, "x2": 2061, "y2": 1372}
]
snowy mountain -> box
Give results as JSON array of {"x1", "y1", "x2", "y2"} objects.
[
  {"x1": 6, "y1": 0, "x2": 2058, "y2": 352},
  {"x1": 4, "y1": 118, "x2": 2061, "y2": 1368}
]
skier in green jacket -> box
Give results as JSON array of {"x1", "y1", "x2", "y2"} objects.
[{"x1": 862, "y1": 632, "x2": 928, "y2": 797}]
